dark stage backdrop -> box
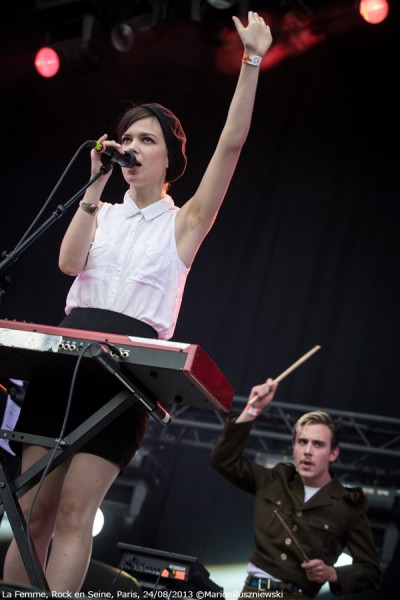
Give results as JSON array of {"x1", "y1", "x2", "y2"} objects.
[
  {"x1": 1, "y1": 7, "x2": 398, "y2": 417},
  {"x1": 0, "y1": 3, "x2": 399, "y2": 595}
]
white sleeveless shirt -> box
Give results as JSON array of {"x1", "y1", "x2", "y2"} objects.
[{"x1": 65, "y1": 192, "x2": 190, "y2": 340}]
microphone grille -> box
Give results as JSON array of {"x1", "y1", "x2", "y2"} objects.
[{"x1": 125, "y1": 152, "x2": 138, "y2": 167}]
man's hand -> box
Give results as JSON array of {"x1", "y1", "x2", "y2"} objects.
[
  {"x1": 236, "y1": 378, "x2": 277, "y2": 423},
  {"x1": 301, "y1": 559, "x2": 338, "y2": 584}
]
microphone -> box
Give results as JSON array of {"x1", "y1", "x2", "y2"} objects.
[{"x1": 90, "y1": 140, "x2": 138, "y2": 168}]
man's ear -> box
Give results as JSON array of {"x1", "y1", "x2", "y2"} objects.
[{"x1": 329, "y1": 446, "x2": 340, "y2": 463}]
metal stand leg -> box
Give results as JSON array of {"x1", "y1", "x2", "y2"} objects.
[{"x1": 0, "y1": 459, "x2": 49, "y2": 590}]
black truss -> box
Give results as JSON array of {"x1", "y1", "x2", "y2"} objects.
[{"x1": 142, "y1": 397, "x2": 400, "y2": 489}]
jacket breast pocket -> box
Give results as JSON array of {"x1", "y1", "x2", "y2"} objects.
[
  {"x1": 254, "y1": 489, "x2": 292, "y2": 536},
  {"x1": 307, "y1": 516, "x2": 346, "y2": 560}
]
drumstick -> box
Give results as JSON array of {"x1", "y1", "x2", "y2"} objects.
[
  {"x1": 273, "y1": 345, "x2": 321, "y2": 384},
  {"x1": 248, "y1": 345, "x2": 321, "y2": 405},
  {"x1": 274, "y1": 510, "x2": 310, "y2": 562}
]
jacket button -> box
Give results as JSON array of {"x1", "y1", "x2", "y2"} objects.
[
  {"x1": 292, "y1": 524, "x2": 298, "y2": 532},
  {"x1": 324, "y1": 524, "x2": 329, "y2": 530},
  {"x1": 296, "y1": 511, "x2": 303, "y2": 517},
  {"x1": 280, "y1": 553, "x2": 287, "y2": 560},
  {"x1": 285, "y1": 538, "x2": 292, "y2": 545}
]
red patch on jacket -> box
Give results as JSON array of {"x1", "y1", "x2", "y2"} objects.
[{"x1": 345, "y1": 487, "x2": 366, "y2": 505}]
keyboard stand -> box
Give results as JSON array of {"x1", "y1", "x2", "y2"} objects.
[{"x1": 0, "y1": 344, "x2": 172, "y2": 590}]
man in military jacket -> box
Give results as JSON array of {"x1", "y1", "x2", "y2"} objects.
[{"x1": 210, "y1": 379, "x2": 382, "y2": 599}]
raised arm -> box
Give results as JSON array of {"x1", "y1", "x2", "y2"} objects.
[{"x1": 175, "y1": 11, "x2": 273, "y2": 267}]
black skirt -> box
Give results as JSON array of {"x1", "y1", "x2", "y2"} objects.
[{"x1": 11, "y1": 308, "x2": 158, "y2": 473}]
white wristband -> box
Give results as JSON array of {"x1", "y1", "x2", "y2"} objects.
[
  {"x1": 242, "y1": 52, "x2": 262, "y2": 67},
  {"x1": 245, "y1": 405, "x2": 260, "y2": 417}
]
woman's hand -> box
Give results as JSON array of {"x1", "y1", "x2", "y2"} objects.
[
  {"x1": 232, "y1": 11, "x2": 273, "y2": 57},
  {"x1": 89, "y1": 133, "x2": 125, "y2": 179}
]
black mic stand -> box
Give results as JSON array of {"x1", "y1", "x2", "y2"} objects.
[{"x1": 0, "y1": 162, "x2": 112, "y2": 293}]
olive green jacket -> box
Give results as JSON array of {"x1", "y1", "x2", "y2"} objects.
[{"x1": 210, "y1": 416, "x2": 382, "y2": 598}]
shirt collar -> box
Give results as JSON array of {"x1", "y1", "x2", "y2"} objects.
[{"x1": 122, "y1": 191, "x2": 175, "y2": 221}]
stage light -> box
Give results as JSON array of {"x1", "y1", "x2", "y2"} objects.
[
  {"x1": 111, "y1": 1, "x2": 166, "y2": 53},
  {"x1": 359, "y1": 0, "x2": 389, "y2": 24},
  {"x1": 34, "y1": 46, "x2": 60, "y2": 78},
  {"x1": 34, "y1": 14, "x2": 99, "y2": 77},
  {"x1": 111, "y1": 13, "x2": 154, "y2": 53},
  {"x1": 208, "y1": 0, "x2": 236, "y2": 7},
  {"x1": 111, "y1": 22, "x2": 136, "y2": 53},
  {"x1": 33, "y1": 36, "x2": 100, "y2": 77},
  {"x1": 93, "y1": 508, "x2": 105, "y2": 537},
  {"x1": 191, "y1": 0, "x2": 248, "y2": 21}
]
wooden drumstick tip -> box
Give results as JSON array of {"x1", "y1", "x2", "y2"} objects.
[
  {"x1": 273, "y1": 344, "x2": 321, "y2": 385},
  {"x1": 248, "y1": 345, "x2": 321, "y2": 406}
]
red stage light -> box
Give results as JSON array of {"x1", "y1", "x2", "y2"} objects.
[
  {"x1": 34, "y1": 47, "x2": 60, "y2": 78},
  {"x1": 359, "y1": 0, "x2": 389, "y2": 24}
]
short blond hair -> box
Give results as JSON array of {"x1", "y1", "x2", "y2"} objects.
[{"x1": 293, "y1": 411, "x2": 340, "y2": 449}]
